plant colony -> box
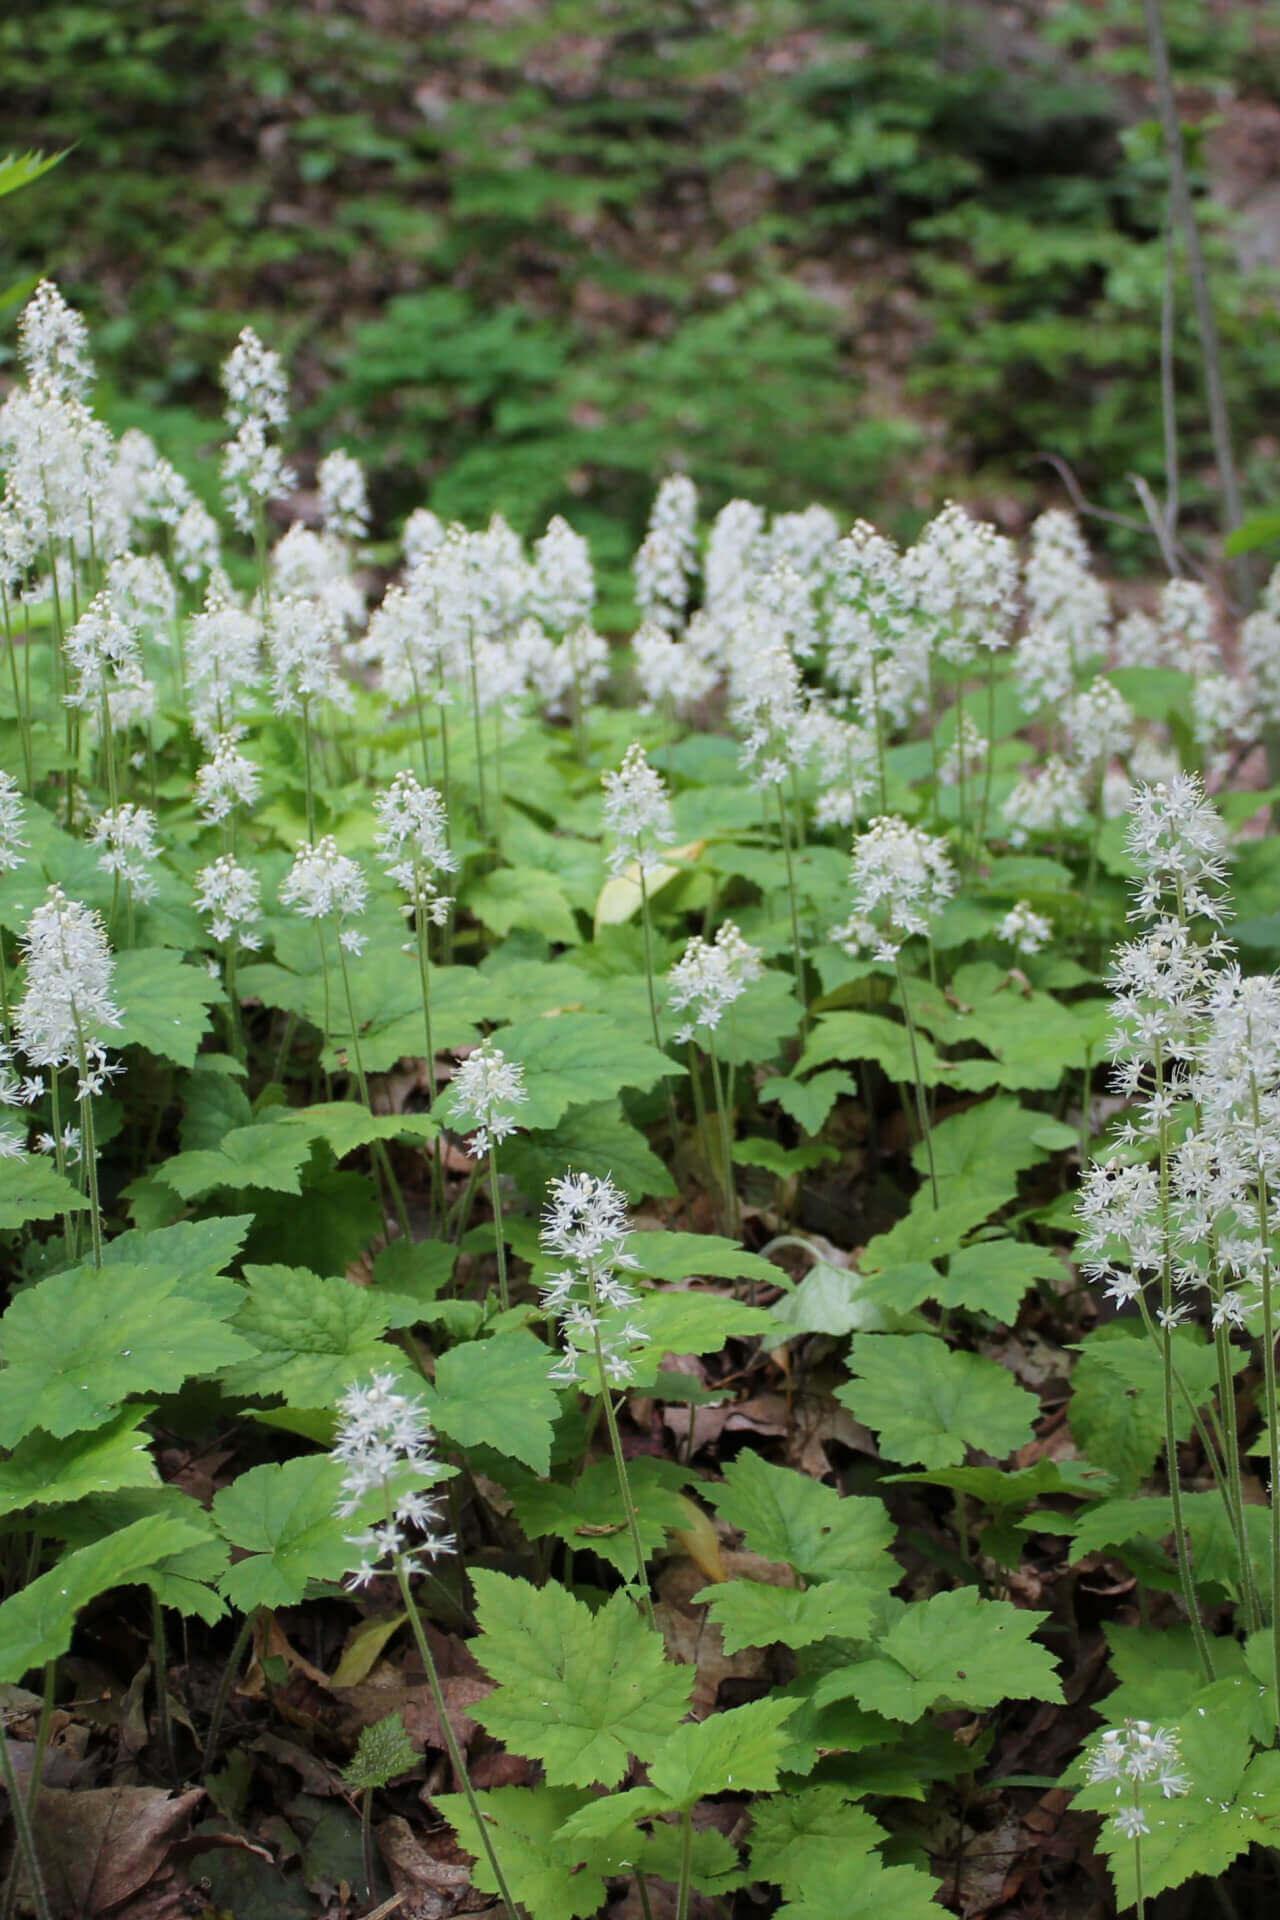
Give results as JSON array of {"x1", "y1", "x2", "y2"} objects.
[{"x1": 1, "y1": 285, "x2": 1280, "y2": 1916}]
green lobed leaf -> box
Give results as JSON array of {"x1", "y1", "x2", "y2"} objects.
[
  {"x1": 438, "y1": 1785, "x2": 614, "y2": 1920},
  {"x1": 0, "y1": 1155, "x2": 89, "y2": 1231},
  {"x1": 223, "y1": 1265, "x2": 401, "y2": 1405},
  {"x1": 423, "y1": 1330, "x2": 562, "y2": 1474},
  {"x1": 0, "y1": 1407, "x2": 159, "y2": 1518},
  {"x1": 708, "y1": 1451, "x2": 898, "y2": 1585},
  {"x1": 817, "y1": 1587, "x2": 1062, "y2": 1722},
  {"x1": 647, "y1": 1696, "x2": 799, "y2": 1805},
  {"x1": 759, "y1": 1070, "x2": 858, "y2": 1137},
  {"x1": 491, "y1": 1011, "x2": 683, "y2": 1130},
  {"x1": 505, "y1": 1099, "x2": 676, "y2": 1203},
  {"x1": 469, "y1": 1571, "x2": 692, "y2": 1787},
  {"x1": 693, "y1": 1578, "x2": 879, "y2": 1655},
  {"x1": 839, "y1": 1333, "x2": 1039, "y2": 1468},
  {"x1": 509, "y1": 1457, "x2": 694, "y2": 1578},
  {"x1": 0, "y1": 1514, "x2": 209, "y2": 1684},
  {"x1": 0, "y1": 1262, "x2": 254, "y2": 1446},
  {"x1": 748, "y1": 1787, "x2": 887, "y2": 1894},
  {"x1": 213, "y1": 1454, "x2": 361, "y2": 1610},
  {"x1": 112, "y1": 947, "x2": 220, "y2": 1067}
]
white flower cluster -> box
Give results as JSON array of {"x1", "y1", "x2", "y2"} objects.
[
  {"x1": 1075, "y1": 778, "x2": 1258, "y2": 1322},
  {"x1": 1015, "y1": 508, "x2": 1109, "y2": 710},
  {"x1": 632, "y1": 620, "x2": 717, "y2": 716},
  {"x1": 835, "y1": 816, "x2": 957, "y2": 963},
  {"x1": 375, "y1": 771, "x2": 457, "y2": 925},
  {"x1": 601, "y1": 743, "x2": 674, "y2": 878},
  {"x1": 280, "y1": 836, "x2": 368, "y2": 953},
  {"x1": 904, "y1": 500, "x2": 1018, "y2": 665},
  {"x1": 539, "y1": 1170, "x2": 645, "y2": 1387},
  {"x1": 0, "y1": 773, "x2": 27, "y2": 874},
  {"x1": 267, "y1": 593, "x2": 352, "y2": 717},
  {"x1": 64, "y1": 591, "x2": 157, "y2": 734},
  {"x1": 633, "y1": 473, "x2": 698, "y2": 631},
  {"x1": 220, "y1": 326, "x2": 296, "y2": 533},
  {"x1": 272, "y1": 524, "x2": 364, "y2": 633},
  {"x1": 195, "y1": 855, "x2": 262, "y2": 951},
  {"x1": 333, "y1": 1372, "x2": 454, "y2": 1590},
  {"x1": 187, "y1": 579, "x2": 262, "y2": 741},
  {"x1": 998, "y1": 899, "x2": 1053, "y2": 956},
  {"x1": 667, "y1": 921, "x2": 763, "y2": 1045},
  {"x1": 1085, "y1": 1720, "x2": 1189, "y2": 1839},
  {"x1": 15, "y1": 886, "x2": 121, "y2": 1092},
  {"x1": 90, "y1": 803, "x2": 160, "y2": 903},
  {"x1": 1002, "y1": 756, "x2": 1087, "y2": 847},
  {"x1": 447, "y1": 1042, "x2": 528, "y2": 1158},
  {"x1": 195, "y1": 733, "x2": 261, "y2": 825},
  {"x1": 318, "y1": 448, "x2": 369, "y2": 543}
]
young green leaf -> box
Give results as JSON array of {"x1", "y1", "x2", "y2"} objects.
[
  {"x1": 469, "y1": 1571, "x2": 692, "y2": 1786},
  {"x1": 342, "y1": 1711, "x2": 419, "y2": 1791}
]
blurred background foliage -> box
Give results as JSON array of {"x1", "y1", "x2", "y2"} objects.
[{"x1": 4, "y1": 0, "x2": 1280, "y2": 583}]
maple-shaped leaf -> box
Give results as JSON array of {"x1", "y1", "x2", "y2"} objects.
[
  {"x1": 0, "y1": 1262, "x2": 253, "y2": 1447},
  {"x1": 469, "y1": 1571, "x2": 691, "y2": 1787},
  {"x1": 816, "y1": 1587, "x2": 1062, "y2": 1722},
  {"x1": 693, "y1": 1578, "x2": 878, "y2": 1655},
  {"x1": 707, "y1": 1450, "x2": 897, "y2": 1585},
  {"x1": 838, "y1": 1333, "x2": 1037, "y2": 1468}
]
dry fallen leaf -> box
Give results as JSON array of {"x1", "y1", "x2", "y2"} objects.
[{"x1": 27, "y1": 1786, "x2": 203, "y2": 1917}]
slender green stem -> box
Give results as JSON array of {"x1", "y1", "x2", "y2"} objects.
[
  {"x1": 151, "y1": 1593, "x2": 178, "y2": 1786},
  {"x1": 977, "y1": 649, "x2": 996, "y2": 845},
  {"x1": 675, "y1": 1808, "x2": 694, "y2": 1920},
  {"x1": 895, "y1": 958, "x2": 938, "y2": 1208},
  {"x1": 393, "y1": 1557, "x2": 519, "y2": 1920},
  {"x1": 360, "y1": 1788, "x2": 375, "y2": 1899},
  {"x1": 302, "y1": 699, "x2": 316, "y2": 843},
  {"x1": 467, "y1": 638, "x2": 488, "y2": 835},
  {"x1": 487, "y1": 1146, "x2": 510, "y2": 1312},
  {"x1": 590, "y1": 1310, "x2": 657, "y2": 1629},
  {"x1": 776, "y1": 785, "x2": 808, "y2": 1039},
  {"x1": 706, "y1": 1039, "x2": 737, "y2": 1237},
  {"x1": 336, "y1": 936, "x2": 411, "y2": 1240},
  {"x1": 414, "y1": 912, "x2": 447, "y2": 1229},
  {"x1": 201, "y1": 1609, "x2": 256, "y2": 1773},
  {"x1": 72, "y1": 1025, "x2": 103, "y2": 1268},
  {"x1": 1155, "y1": 1051, "x2": 1215, "y2": 1682},
  {"x1": 1133, "y1": 1816, "x2": 1145, "y2": 1920},
  {"x1": 638, "y1": 868, "x2": 662, "y2": 1056},
  {"x1": 0, "y1": 1721, "x2": 51, "y2": 1920},
  {"x1": 1, "y1": 585, "x2": 32, "y2": 792},
  {"x1": 47, "y1": 1070, "x2": 77, "y2": 1258}
]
